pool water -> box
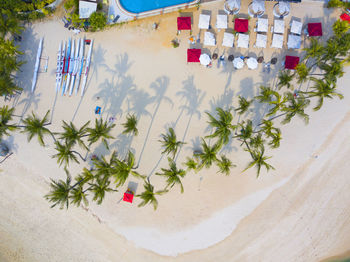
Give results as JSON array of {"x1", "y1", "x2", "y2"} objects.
[{"x1": 119, "y1": 0, "x2": 194, "y2": 13}]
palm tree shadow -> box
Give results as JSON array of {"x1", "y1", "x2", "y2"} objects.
[
  {"x1": 108, "y1": 133, "x2": 134, "y2": 160},
  {"x1": 128, "y1": 88, "x2": 154, "y2": 119},
  {"x1": 91, "y1": 43, "x2": 107, "y2": 82},
  {"x1": 137, "y1": 76, "x2": 173, "y2": 167},
  {"x1": 16, "y1": 92, "x2": 42, "y2": 123}
]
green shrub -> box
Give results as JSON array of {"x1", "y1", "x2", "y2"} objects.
[
  {"x1": 171, "y1": 40, "x2": 179, "y2": 48},
  {"x1": 89, "y1": 12, "x2": 107, "y2": 31},
  {"x1": 97, "y1": 2, "x2": 103, "y2": 11},
  {"x1": 64, "y1": 0, "x2": 75, "y2": 10},
  {"x1": 327, "y1": 0, "x2": 343, "y2": 8}
]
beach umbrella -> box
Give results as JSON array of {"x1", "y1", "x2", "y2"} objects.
[
  {"x1": 234, "y1": 18, "x2": 249, "y2": 33},
  {"x1": 273, "y1": 1, "x2": 290, "y2": 18},
  {"x1": 226, "y1": 0, "x2": 240, "y2": 12},
  {"x1": 285, "y1": 55, "x2": 300, "y2": 70},
  {"x1": 187, "y1": 49, "x2": 201, "y2": 62},
  {"x1": 233, "y1": 57, "x2": 244, "y2": 69},
  {"x1": 222, "y1": 32, "x2": 234, "y2": 47},
  {"x1": 247, "y1": 57, "x2": 258, "y2": 69},
  {"x1": 200, "y1": 53, "x2": 211, "y2": 66},
  {"x1": 248, "y1": 0, "x2": 265, "y2": 17},
  {"x1": 177, "y1": 17, "x2": 191, "y2": 30},
  {"x1": 308, "y1": 23, "x2": 322, "y2": 36}
]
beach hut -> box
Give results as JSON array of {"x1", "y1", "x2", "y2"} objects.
[
  {"x1": 200, "y1": 53, "x2": 212, "y2": 66},
  {"x1": 177, "y1": 17, "x2": 191, "y2": 31},
  {"x1": 287, "y1": 34, "x2": 301, "y2": 49},
  {"x1": 187, "y1": 49, "x2": 201, "y2": 63},
  {"x1": 79, "y1": 0, "x2": 97, "y2": 19},
  {"x1": 285, "y1": 55, "x2": 299, "y2": 70},
  {"x1": 237, "y1": 33, "x2": 249, "y2": 48},
  {"x1": 123, "y1": 189, "x2": 134, "y2": 203},
  {"x1": 216, "y1": 14, "x2": 228, "y2": 29},
  {"x1": 247, "y1": 57, "x2": 258, "y2": 69},
  {"x1": 204, "y1": 31, "x2": 216, "y2": 46},
  {"x1": 234, "y1": 18, "x2": 249, "y2": 33},
  {"x1": 257, "y1": 18, "x2": 268, "y2": 33},
  {"x1": 255, "y1": 33, "x2": 267, "y2": 48},
  {"x1": 248, "y1": 0, "x2": 265, "y2": 18},
  {"x1": 199, "y1": 14, "x2": 210, "y2": 29},
  {"x1": 290, "y1": 20, "x2": 302, "y2": 35},
  {"x1": 233, "y1": 57, "x2": 244, "y2": 69},
  {"x1": 222, "y1": 32, "x2": 234, "y2": 47},
  {"x1": 307, "y1": 23, "x2": 322, "y2": 36},
  {"x1": 225, "y1": 0, "x2": 240, "y2": 15},
  {"x1": 271, "y1": 33, "x2": 283, "y2": 48},
  {"x1": 274, "y1": 19, "x2": 285, "y2": 34}
]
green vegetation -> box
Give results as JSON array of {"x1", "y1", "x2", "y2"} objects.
[{"x1": 89, "y1": 12, "x2": 107, "y2": 31}]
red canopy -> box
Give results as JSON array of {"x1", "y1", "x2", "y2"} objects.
[
  {"x1": 123, "y1": 192, "x2": 134, "y2": 203},
  {"x1": 187, "y1": 49, "x2": 201, "y2": 62},
  {"x1": 308, "y1": 23, "x2": 322, "y2": 36},
  {"x1": 234, "y1": 18, "x2": 249, "y2": 33},
  {"x1": 177, "y1": 17, "x2": 191, "y2": 30},
  {"x1": 340, "y1": 13, "x2": 350, "y2": 23},
  {"x1": 285, "y1": 56, "x2": 300, "y2": 70}
]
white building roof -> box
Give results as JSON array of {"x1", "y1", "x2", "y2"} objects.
[{"x1": 79, "y1": 0, "x2": 97, "y2": 19}]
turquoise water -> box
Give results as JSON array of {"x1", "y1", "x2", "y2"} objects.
[{"x1": 119, "y1": 0, "x2": 194, "y2": 13}]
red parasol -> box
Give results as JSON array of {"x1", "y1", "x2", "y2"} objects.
[
  {"x1": 340, "y1": 13, "x2": 350, "y2": 23},
  {"x1": 187, "y1": 49, "x2": 201, "y2": 62},
  {"x1": 285, "y1": 55, "x2": 299, "y2": 70},
  {"x1": 234, "y1": 18, "x2": 249, "y2": 33},
  {"x1": 177, "y1": 17, "x2": 191, "y2": 30},
  {"x1": 123, "y1": 191, "x2": 134, "y2": 203},
  {"x1": 308, "y1": 23, "x2": 322, "y2": 36}
]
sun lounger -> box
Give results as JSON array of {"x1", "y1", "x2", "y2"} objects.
[
  {"x1": 255, "y1": 33, "x2": 267, "y2": 48},
  {"x1": 224, "y1": 0, "x2": 241, "y2": 15},
  {"x1": 287, "y1": 34, "x2": 301, "y2": 49},
  {"x1": 199, "y1": 14, "x2": 210, "y2": 29},
  {"x1": 290, "y1": 20, "x2": 302, "y2": 35},
  {"x1": 257, "y1": 18, "x2": 268, "y2": 33},
  {"x1": 271, "y1": 33, "x2": 283, "y2": 48},
  {"x1": 204, "y1": 31, "x2": 216, "y2": 46},
  {"x1": 273, "y1": 19, "x2": 285, "y2": 34},
  {"x1": 222, "y1": 32, "x2": 234, "y2": 47},
  {"x1": 216, "y1": 14, "x2": 228, "y2": 30}
]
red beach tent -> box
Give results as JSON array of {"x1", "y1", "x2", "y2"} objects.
[
  {"x1": 187, "y1": 49, "x2": 201, "y2": 62},
  {"x1": 285, "y1": 56, "x2": 300, "y2": 70},
  {"x1": 308, "y1": 23, "x2": 322, "y2": 36},
  {"x1": 340, "y1": 13, "x2": 350, "y2": 23},
  {"x1": 123, "y1": 190, "x2": 134, "y2": 203},
  {"x1": 177, "y1": 17, "x2": 191, "y2": 30},
  {"x1": 234, "y1": 18, "x2": 249, "y2": 33}
]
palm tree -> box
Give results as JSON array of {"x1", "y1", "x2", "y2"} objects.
[
  {"x1": 87, "y1": 118, "x2": 115, "y2": 149},
  {"x1": 277, "y1": 71, "x2": 294, "y2": 90},
  {"x1": 243, "y1": 146, "x2": 275, "y2": 177},
  {"x1": 281, "y1": 93, "x2": 310, "y2": 124},
  {"x1": 266, "y1": 91, "x2": 288, "y2": 117},
  {"x1": 70, "y1": 185, "x2": 89, "y2": 207},
  {"x1": 268, "y1": 129, "x2": 282, "y2": 149},
  {"x1": 156, "y1": 157, "x2": 186, "y2": 193},
  {"x1": 159, "y1": 127, "x2": 185, "y2": 159},
  {"x1": 0, "y1": 9, "x2": 23, "y2": 38},
  {"x1": 89, "y1": 177, "x2": 115, "y2": 205},
  {"x1": 59, "y1": 120, "x2": 90, "y2": 150},
  {"x1": 92, "y1": 151, "x2": 118, "y2": 181},
  {"x1": 45, "y1": 173, "x2": 72, "y2": 209},
  {"x1": 318, "y1": 60, "x2": 344, "y2": 82},
  {"x1": 332, "y1": 20, "x2": 350, "y2": 38},
  {"x1": 21, "y1": 110, "x2": 55, "y2": 146},
  {"x1": 295, "y1": 63, "x2": 310, "y2": 84},
  {"x1": 113, "y1": 151, "x2": 145, "y2": 187},
  {"x1": 303, "y1": 38, "x2": 324, "y2": 61},
  {"x1": 216, "y1": 155, "x2": 235, "y2": 175},
  {"x1": 206, "y1": 107, "x2": 236, "y2": 146},
  {"x1": 0, "y1": 105, "x2": 18, "y2": 139},
  {"x1": 249, "y1": 134, "x2": 265, "y2": 150},
  {"x1": 303, "y1": 77, "x2": 343, "y2": 111},
  {"x1": 183, "y1": 156, "x2": 198, "y2": 172},
  {"x1": 122, "y1": 113, "x2": 138, "y2": 136},
  {"x1": 255, "y1": 86, "x2": 274, "y2": 103},
  {"x1": 259, "y1": 119, "x2": 281, "y2": 149},
  {"x1": 52, "y1": 141, "x2": 80, "y2": 167},
  {"x1": 235, "y1": 96, "x2": 252, "y2": 115},
  {"x1": 194, "y1": 138, "x2": 220, "y2": 170},
  {"x1": 136, "y1": 181, "x2": 168, "y2": 210}
]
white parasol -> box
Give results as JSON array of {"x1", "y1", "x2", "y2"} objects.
[
  {"x1": 222, "y1": 32, "x2": 234, "y2": 47},
  {"x1": 255, "y1": 33, "x2": 267, "y2": 48},
  {"x1": 273, "y1": 19, "x2": 285, "y2": 34},
  {"x1": 199, "y1": 14, "x2": 210, "y2": 29},
  {"x1": 216, "y1": 14, "x2": 228, "y2": 29},
  {"x1": 257, "y1": 18, "x2": 268, "y2": 32},
  {"x1": 271, "y1": 33, "x2": 284, "y2": 48},
  {"x1": 287, "y1": 34, "x2": 301, "y2": 49},
  {"x1": 233, "y1": 57, "x2": 244, "y2": 69},
  {"x1": 204, "y1": 31, "x2": 216, "y2": 46},
  {"x1": 226, "y1": 0, "x2": 240, "y2": 11},
  {"x1": 237, "y1": 33, "x2": 249, "y2": 48},
  {"x1": 247, "y1": 57, "x2": 258, "y2": 69},
  {"x1": 273, "y1": 1, "x2": 290, "y2": 18},
  {"x1": 248, "y1": 0, "x2": 265, "y2": 17},
  {"x1": 200, "y1": 53, "x2": 211, "y2": 66}
]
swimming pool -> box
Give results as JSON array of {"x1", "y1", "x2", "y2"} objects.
[{"x1": 119, "y1": 0, "x2": 197, "y2": 14}]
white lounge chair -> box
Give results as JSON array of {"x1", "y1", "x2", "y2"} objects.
[
  {"x1": 199, "y1": 14, "x2": 210, "y2": 29},
  {"x1": 237, "y1": 33, "x2": 249, "y2": 48},
  {"x1": 273, "y1": 19, "x2": 285, "y2": 34},
  {"x1": 290, "y1": 20, "x2": 302, "y2": 35},
  {"x1": 255, "y1": 33, "x2": 267, "y2": 48},
  {"x1": 222, "y1": 32, "x2": 234, "y2": 47},
  {"x1": 204, "y1": 31, "x2": 216, "y2": 46},
  {"x1": 216, "y1": 14, "x2": 228, "y2": 30},
  {"x1": 271, "y1": 33, "x2": 283, "y2": 48},
  {"x1": 257, "y1": 18, "x2": 268, "y2": 33},
  {"x1": 287, "y1": 34, "x2": 301, "y2": 49}
]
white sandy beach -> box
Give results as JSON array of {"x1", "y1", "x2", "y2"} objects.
[{"x1": 1, "y1": 0, "x2": 350, "y2": 261}]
